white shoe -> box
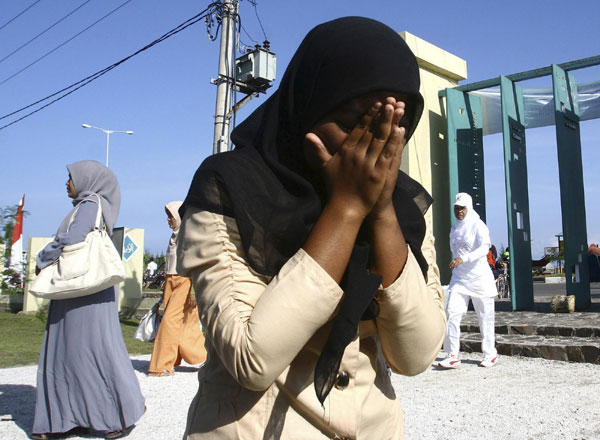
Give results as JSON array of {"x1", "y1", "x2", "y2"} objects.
[
  {"x1": 437, "y1": 355, "x2": 461, "y2": 369},
  {"x1": 479, "y1": 355, "x2": 498, "y2": 368}
]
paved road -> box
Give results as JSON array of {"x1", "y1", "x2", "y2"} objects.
[{"x1": 533, "y1": 280, "x2": 600, "y2": 298}]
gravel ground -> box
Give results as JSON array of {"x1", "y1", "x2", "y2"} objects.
[{"x1": 1, "y1": 353, "x2": 599, "y2": 440}]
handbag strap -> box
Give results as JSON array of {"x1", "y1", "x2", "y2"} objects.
[{"x1": 66, "y1": 194, "x2": 104, "y2": 232}]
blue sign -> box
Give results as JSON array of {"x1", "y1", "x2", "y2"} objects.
[{"x1": 123, "y1": 234, "x2": 139, "y2": 262}]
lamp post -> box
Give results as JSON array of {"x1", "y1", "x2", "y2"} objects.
[
  {"x1": 555, "y1": 233, "x2": 564, "y2": 274},
  {"x1": 81, "y1": 123, "x2": 134, "y2": 167}
]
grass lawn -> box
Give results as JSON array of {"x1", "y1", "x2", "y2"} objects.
[{"x1": 0, "y1": 312, "x2": 153, "y2": 369}]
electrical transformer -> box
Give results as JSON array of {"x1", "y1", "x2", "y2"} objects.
[{"x1": 235, "y1": 47, "x2": 276, "y2": 89}]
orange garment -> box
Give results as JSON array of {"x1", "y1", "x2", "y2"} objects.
[
  {"x1": 149, "y1": 274, "x2": 206, "y2": 373},
  {"x1": 487, "y1": 249, "x2": 495, "y2": 267}
]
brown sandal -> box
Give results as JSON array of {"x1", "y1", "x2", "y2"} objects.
[
  {"x1": 147, "y1": 368, "x2": 175, "y2": 377},
  {"x1": 105, "y1": 424, "x2": 134, "y2": 439}
]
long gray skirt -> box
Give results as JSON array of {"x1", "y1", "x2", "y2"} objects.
[{"x1": 32, "y1": 286, "x2": 145, "y2": 434}]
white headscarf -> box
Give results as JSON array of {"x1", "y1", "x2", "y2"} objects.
[
  {"x1": 165, "y1": 201, "x2": 183, "y2": 275},
  {"x1": 450, "y1": 192, "x2": 480, "y2": 253},
  {"x1": 448, "y1": 192, "x2": 496, "y2": 296}
]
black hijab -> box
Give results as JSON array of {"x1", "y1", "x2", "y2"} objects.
[{"x1": 181, "y1": 16, "x2": 433, "y2": 404}]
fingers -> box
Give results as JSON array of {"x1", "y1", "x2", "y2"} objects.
[
  {"x1": 305, "y1": 132, "x2": 333, "y2": 167},
  {"x1": 392, "y1": 101, "x2": 406, "y2": 128},
  {"x1": 364, "y1": 102, "x2": 395, "y2": 163},
  {"x1": 375, "y1": 118, "x2": 405, "y2": 172},
  {"x1": 363, "y1": 99, "x2": 406, "y2": 164},
  {"x1": 340, "y1": 97, "x2": 407, "y2": 176},
  {"x1": 385, "y1": 126, "x2": 406, "y2": 171},
  {"x1": 343, "y1": 102, "x2": 381, "y2": 150}
]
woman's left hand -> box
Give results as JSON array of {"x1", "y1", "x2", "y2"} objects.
[
  {"x1": 369, "y1": 98, "x2": 407, "y2": 221},
  {"x1": 449, "y1": 257, "x2": 463, "y2": 268},
  {"x1": 185, "y1": 293, "x2": 197, "y2": 308}
]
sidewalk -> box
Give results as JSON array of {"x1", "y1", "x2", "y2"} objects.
[
  {"x1": 1, "y1": 354, "x2": 599, "y2": 439},
  {"x1": 1, "y1": 284, "x2": 599, "y2": 439}
]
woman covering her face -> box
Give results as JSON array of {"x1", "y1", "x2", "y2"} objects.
[
  {"x1": 178, "y1": 17, "x2": 446, "y2": 439},
  {"x1": 32, "y1": 160, "x2": 145, "y2": 440}
]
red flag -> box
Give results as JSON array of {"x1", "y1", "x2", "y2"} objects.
[{"x1": 9, "y1": 194, "x2": 25, "y2": 272}]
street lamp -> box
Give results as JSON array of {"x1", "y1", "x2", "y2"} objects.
[{"x1": 81, "y1": 123, "x2": 134, "y2": 167}]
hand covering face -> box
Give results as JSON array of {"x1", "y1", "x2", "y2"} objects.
[{"x1": 181, "y1": 16, "x2": 433, "y2": 403}]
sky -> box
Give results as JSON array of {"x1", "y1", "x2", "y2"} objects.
[{"x1": 1, "y1": 0, "x2": 599, "y2": 259}]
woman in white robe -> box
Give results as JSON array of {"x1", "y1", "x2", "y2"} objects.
[{"x1": 438, "y1": 192, "x2": 498, "y2": 369}]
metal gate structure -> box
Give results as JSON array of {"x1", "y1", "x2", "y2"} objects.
[{"x1": 442, "y1": 56, "x2": 599, "y2": 310}]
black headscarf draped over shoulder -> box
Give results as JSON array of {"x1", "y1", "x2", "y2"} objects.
[{"x1": 181, "y1": 17, "x2": 433, "y2": 404}]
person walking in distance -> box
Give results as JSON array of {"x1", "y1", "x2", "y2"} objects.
[
  {"x1": 438, "y1": 192, "x2": 498, "y2": 369},
  {"x1": 148, "y1": 201, "x2": 207, "y2": 376}
]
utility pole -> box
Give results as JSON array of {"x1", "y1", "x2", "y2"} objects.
[
  {"x1": 210, "y1": 0, "x2": 275, "y2": 154},
  {"x1": 212, "y1": 0, "x2": 239, "y2": 154}
]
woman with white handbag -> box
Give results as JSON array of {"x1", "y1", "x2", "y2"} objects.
[{"x1": 31, "y1": 160, "x2": 145, "y2": 440}]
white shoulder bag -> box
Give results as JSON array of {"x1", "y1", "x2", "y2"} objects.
[
  {"x1": 133, "y1": 298, "x2": 163, "y2": 342},
  {"x1": 30, "y1": 195, "x2": 126, "y2": 300}
]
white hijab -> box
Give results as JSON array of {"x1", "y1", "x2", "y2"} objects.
[{"x1": 450, "y1": 192, "x2": 480, "y2": 251}]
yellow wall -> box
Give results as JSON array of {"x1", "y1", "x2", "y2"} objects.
[
  {"x1": 22, "y1": 237, "x2": 53, "y2": 313},
  {"x1": 400, "y1": 32, "x2": 467, "y2": 283},
  {"x1": 117, "y1": 227, "x2": 144, "y2": 317}
]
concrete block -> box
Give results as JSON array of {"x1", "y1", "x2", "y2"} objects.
[
  {"x1": 581, "y1": 346, "x2": 600, "y2": 364},
  {"x1": 511, "y1": 325, "x2": 536, "y2": 335},
  {"x1": 566, "y1": 346, "x2": 585, "y2": 362}
]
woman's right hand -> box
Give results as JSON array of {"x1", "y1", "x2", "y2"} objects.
[
  {"x1": 449, "y1": 257, "x2": 463, "y2": 269},
  {"x1": 185, "y1": 293, "x2": 197, "y2": 308},
  {"x1": 305, "y1": 101, "x2": 403, "y2": 220}
]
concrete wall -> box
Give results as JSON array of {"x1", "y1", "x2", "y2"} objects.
[
  {"x1": 22, "y1": 237, "x2": 53, "y2": 313},
  {"x1": 400, "y1": 31, "x2": 467, "y2": 284},
  {"x1": 117, "y1": 227, "x2": 145, "y2": 317}
]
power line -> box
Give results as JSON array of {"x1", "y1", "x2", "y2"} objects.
[
  {"x1": 248, "y1": 0, "x2": 267, "y2": 41},
  {"x1": 0, "y1": 0, "x2": 94, "y2": 65},
  {"x1": 239, "y1": 17, "x2": 259, "y2": 49},
  {"x1": 0, "y1": 0, "x2": 43, "y2": 32},
  {"x1": 0, "y1": 5, "x2": 220, "y2": 131},
  {"x1": 205, "y1": 2, "x2": 224, "y2": 41},
  {"x1": 0, "y1": 0, "x2": 134, "y2": 87}
]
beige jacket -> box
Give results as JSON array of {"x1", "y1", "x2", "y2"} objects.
[{"x1": 178, "y1": 208, "x2": 446, "y2": 440}]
